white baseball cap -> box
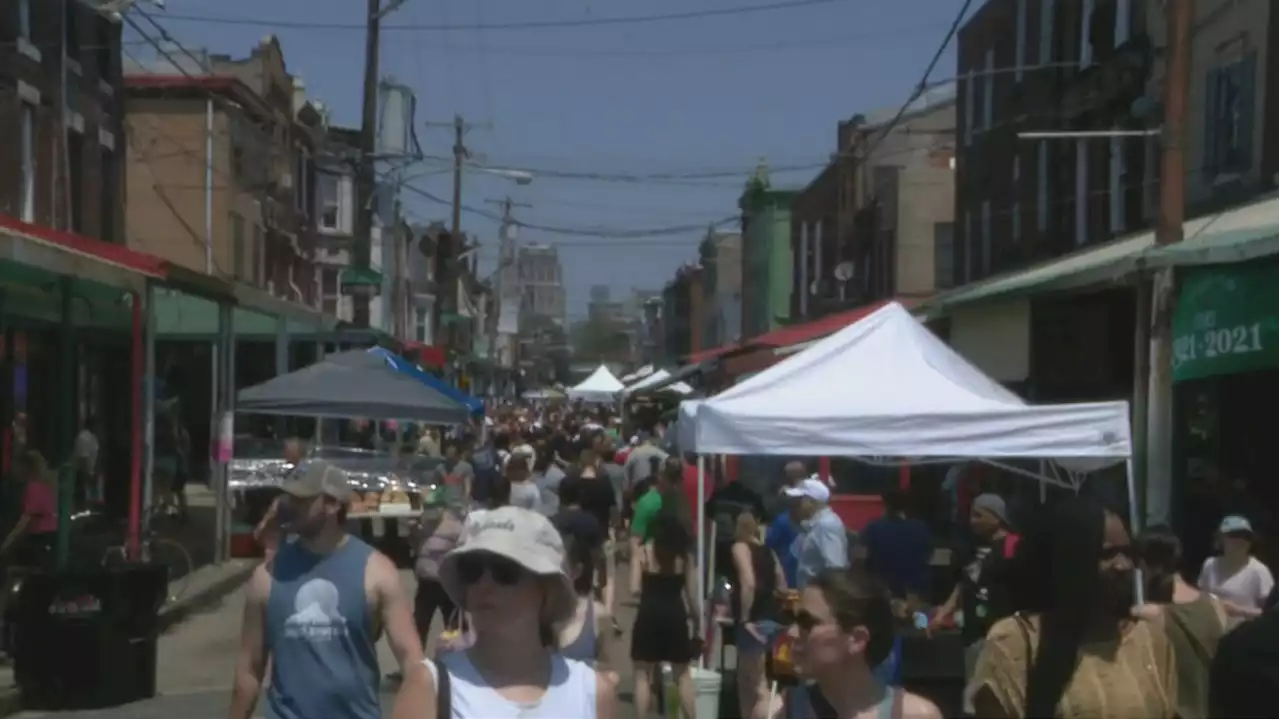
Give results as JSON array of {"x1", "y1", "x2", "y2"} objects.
[{"x1": 783, "y1": 477, "x2": 831, "y2": 502}]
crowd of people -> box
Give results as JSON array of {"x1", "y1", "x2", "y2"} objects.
[{"x1": 231, "y1": 402, "x2": 1275, "y2": 719}]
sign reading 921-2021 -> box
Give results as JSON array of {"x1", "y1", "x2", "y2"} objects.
[{"x1": 1170, "y1": 263, "x2": 1278, "y2": 383}]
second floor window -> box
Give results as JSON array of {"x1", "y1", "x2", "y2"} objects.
[
  {"x1": 18, "y1": 0, "x2": 31, "y2": 39},
  {"x1": 20, "y1": 103, "x2": 35, "y2": 223},
  {"x1": 1204, "y1": 50, "x2": 1257, "y2": 178},
  {"x1": 318, "y1": 173, "x2": 342, "y2": 231}
]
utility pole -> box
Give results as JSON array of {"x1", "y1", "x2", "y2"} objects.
[
  {"x1": 1144, "y1": 0, "x2": 1194, "y2": 526},
  {"x1": 424, "y1": 115, "x2": 488, "y2": 357},
  {"x1": 352, "y1": 0, "x2": 383, "y2": 328},
  {"x1": 484, "y1": 198, "x2": 532, "y2": 390}
]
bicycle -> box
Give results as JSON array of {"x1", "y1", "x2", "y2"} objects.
[{"x1": 100, "y1": 507, "x2": 194, "y2": 606}]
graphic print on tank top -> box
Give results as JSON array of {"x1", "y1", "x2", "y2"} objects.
[{"x1": 283, "y1": 578, "x2": 349, "y2": 641}]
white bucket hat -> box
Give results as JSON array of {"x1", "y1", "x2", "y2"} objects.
[{"x1": 438, "y1": 506, "x2": 576, "y2": 625}]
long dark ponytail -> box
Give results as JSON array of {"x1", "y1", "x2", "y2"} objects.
[{"x1": 1018, "y1": 498, "x2": 1108, "y2": 718}]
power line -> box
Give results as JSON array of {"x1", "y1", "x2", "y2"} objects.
[
  {"x1": 399, "y1": 177, "x2": 738, "y2": 238},
  {"x1": 379, "y1": 22, "x2": 949, "y2": 58},
  {"x1": 155, "y1": 0, "x2": 847, "y2": 32},
  {"x1": 856, "y1": 0, "x2": 973, "y2": 161}
]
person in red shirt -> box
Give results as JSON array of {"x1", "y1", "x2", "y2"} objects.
[{"x1": 0, "y1": 451, "x2": 58, "y2": 566}]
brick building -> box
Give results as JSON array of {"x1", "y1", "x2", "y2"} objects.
[
  {"x1": 954, "y1": 0, "x2": 1155, "y2": 284},
  {"x1": 1, "y1": 0, "x2": 124, "y2": 242},
  {"x1": 123, "y1": 37, "x2": 323, "y2": 305}
]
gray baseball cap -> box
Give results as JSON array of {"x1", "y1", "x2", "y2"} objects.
[{"x1": 280, "y1": 460, "x2": 351, "y2": 500}]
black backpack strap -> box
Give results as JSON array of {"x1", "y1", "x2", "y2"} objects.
[{"x1": 433, "y1": 657, "x2": 451, "y2": 718}]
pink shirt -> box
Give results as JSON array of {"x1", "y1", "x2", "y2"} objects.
[{"x1": 22, "y1": 481, "x2": 57, "y2": 534}]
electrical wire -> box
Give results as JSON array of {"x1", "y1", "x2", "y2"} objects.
[
  {"x1": 380, "y1": 21, "x2": 950, "y2": 58},
  {"x1": 396, "y1": 176, "x2": 739, "y2": 238},
  {"x1": 855, "y1": 0, "x2": 974, "y2": 162},
  {"x1": 156, "y1": 0, "x2": 848, "y2": 33}
]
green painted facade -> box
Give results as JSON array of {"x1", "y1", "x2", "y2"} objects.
[{"x1": 739, "y1": 172, "x2": 797, "y2": 339}]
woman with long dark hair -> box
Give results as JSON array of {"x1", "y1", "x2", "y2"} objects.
[
  {"x1": 970, "y1": 498, "x2": 1177, "y2": 718},
  {"x1": 630, "y1": 512, "x2": 701, "y2": 719}
]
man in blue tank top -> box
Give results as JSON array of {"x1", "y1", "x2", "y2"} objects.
[{"x1": 229, "y1": 461, "x2": 423, "y2": 719}]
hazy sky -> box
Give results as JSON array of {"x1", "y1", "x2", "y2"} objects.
[{"x1": 128, "y1": 0, "x2": 967, "y2": 318}]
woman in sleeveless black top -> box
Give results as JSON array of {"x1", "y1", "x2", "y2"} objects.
[
  {"x1": 731, "y1": 512, "x2": 787, "y2": 719},
  {"x1": 630, "y1": 512, "x2": 699, "y2": 719}
]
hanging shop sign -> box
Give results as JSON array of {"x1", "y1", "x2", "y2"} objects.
[{"x1": 1171, "y1": 262, "x2": 1278, "y2": 382}]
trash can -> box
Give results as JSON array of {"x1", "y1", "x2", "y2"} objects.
[{"x1": 13, "y1": 563, "x2": 169, "y2": 710}]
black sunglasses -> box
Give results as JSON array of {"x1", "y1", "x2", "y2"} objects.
[
  {"x1": 457, "y1": 554, "x2": 525, "y2": 586},
  {"x1": 1100, "y1": 545, "x2": 1136, "y2": 562},
  {"x1": 778, "y1": 609, "x2": 821, "y2": 632}
]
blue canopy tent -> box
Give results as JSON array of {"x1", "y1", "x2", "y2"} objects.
[{"x1": 361, "y1": 347, "x2": 485, "y2": 415}]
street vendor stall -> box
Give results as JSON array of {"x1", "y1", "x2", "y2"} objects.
[
  {"x1": 234, "y1": 349, "x2": 472, "y2": 559},
  {"x1": 685, "y1": 302, "x2": 1137, "y2": 714}
]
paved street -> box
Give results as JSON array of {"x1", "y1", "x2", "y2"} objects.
[{"x1": 15, "y1": 561, "x2": 676, "y2": 718}]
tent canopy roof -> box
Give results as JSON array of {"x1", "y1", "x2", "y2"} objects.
[
  {"x1": 622, "y1": 369, "x2": 693, "y2": 397},
  {"x1": 237, "y1": 349, "x2": 471, "y2": 424},
  {"x1": 695, "y1": 302, "x2": 1131, "y2": 458},
  {"x1": 571, "y1": 364, "x2": 625, "y2": 392}
]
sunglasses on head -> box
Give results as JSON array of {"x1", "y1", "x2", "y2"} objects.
[{"x1": 457, "y1": 553, "x2": 526, "y2": 586}]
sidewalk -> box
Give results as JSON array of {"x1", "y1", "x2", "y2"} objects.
[{"x1": 0, "y1": 483, "x2": 258, "y2": 717}]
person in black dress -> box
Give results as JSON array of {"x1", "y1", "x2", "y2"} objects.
[{"x1": 630, "y1": 512, "x2": 700, "y2": 719}]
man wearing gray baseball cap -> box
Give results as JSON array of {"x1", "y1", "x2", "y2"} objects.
[{"x1": 229, "y1": 461, "x2": 424, "y2": 719}]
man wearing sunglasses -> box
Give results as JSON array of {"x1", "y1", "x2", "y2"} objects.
[{"x1": 230, "y1": 461, "x2": 423, "y2": 719}]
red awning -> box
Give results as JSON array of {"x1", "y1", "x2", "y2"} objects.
[
  {"x1": 403, "y1": 341, "x2": 446, "y2": 367},
  {"x1": 0, "y1": 213, "x2": 166, "y2": 280},
  {"x1": 685, "y1": 344, "x2": 741, "y2": 364},
  {"x1": 747, "y1": 300, "x2": 899, "y2": 349},
  {"x1": 720, "y1": 299, "x2": 921, "y2": 378}
]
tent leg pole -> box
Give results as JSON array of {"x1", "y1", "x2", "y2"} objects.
[
  {"x1": 1125, "y1": 457, "x2": 1145, "y2": 605},
  {"x1": 696, "y1": 454, "x2": 706, "y2": 670}
]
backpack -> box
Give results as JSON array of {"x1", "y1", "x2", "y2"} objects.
[{"x1": 468, "y1": 448, "x2": 499, "y2": 505}]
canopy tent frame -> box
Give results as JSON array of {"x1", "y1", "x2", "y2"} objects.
[{"x1": 677, "y1": 303, "x2": 1145, "y2": 667}]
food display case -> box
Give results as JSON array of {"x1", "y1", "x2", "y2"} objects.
[{"x1": 227, "y1": 438, "x2": 445, "y2": 562}]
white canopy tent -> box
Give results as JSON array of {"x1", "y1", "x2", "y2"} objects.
[
  {"x1": 676, "y1": 399, "x2": 701, "y2": 453},
  {"x1": 695, "y1": 302, "x2": 1132, "y2": 462},
  {"x1": 620, "y1": 368, "x2": 694, "y2": 398},
  {"x1": 685, "y1": 303, "x2": 1140, "y2": 638},
  {"x1": 619, "y1": 364, "x2": 656, "y2": 385},
  {"x1": 567, "y1": 364, "x2": 626, "y2": 403}
]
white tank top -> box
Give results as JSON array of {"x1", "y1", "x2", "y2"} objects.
[{"x1": 425, "y1": 650, "x2": 598, "y2": 718}]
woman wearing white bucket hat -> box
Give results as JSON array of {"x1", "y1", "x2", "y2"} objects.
[{"x1": 391, "y1": 506, "x2": 619, "y2": 719}]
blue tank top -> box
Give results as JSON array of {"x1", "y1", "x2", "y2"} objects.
[{"x1": 264, "y1": 536, "x2": 381, "y2": 719}]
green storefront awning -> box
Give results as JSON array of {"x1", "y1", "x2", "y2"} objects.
[
  {"x1": 340, "y1": 266, "x2": 384, "y2": 296},
  {"x1": 1171, "y1": 261, "x2": 1278, "y2": 382}
]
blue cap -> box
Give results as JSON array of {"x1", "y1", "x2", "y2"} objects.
[{"x1": 1219, "y1": 515, "x2": 1254, "y2": 535}]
